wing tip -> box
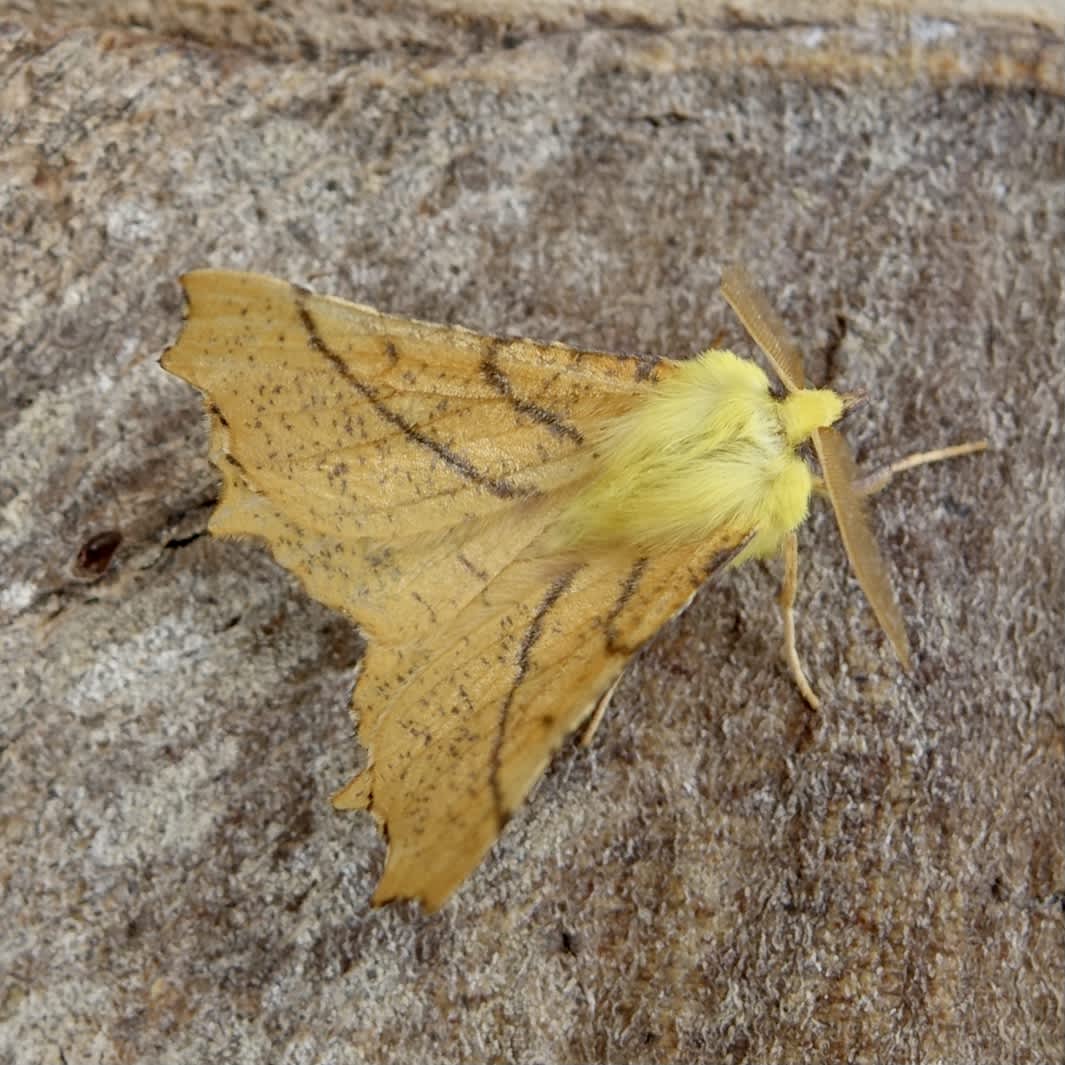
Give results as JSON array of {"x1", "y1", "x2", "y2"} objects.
[
  {"x1": 370, "y1": 887, "x2": 446, "y2": 915},
  {"x1": 161, "y1": 271, "x2": 224, "y2": 377},
  {"x1": 372, "y1": 861, "x2": 454, "y2": 914},
  {"x1": 174, "y1": 269, "x2": 218, "y2": 313}
]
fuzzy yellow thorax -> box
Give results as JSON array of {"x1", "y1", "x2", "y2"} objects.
[{"x1": 555, "y1": 350, "x2": 845, "y2": 560}]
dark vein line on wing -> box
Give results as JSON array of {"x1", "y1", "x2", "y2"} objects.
[
  {"x1": 481, "y1": 347, "x2": 584, "y2": 444},
  {"x1": 293, "y1": 290, "x2": 530, "y2": 501},
  {"x1": 603, "y1": 556, "x2": 650, "y2": 656},
  {"x1": 489, "y1": 566, "x2": 580, "y2": 829},
  {"x1": 208, "y1": 402, "x2": 230, "y2": 429}
]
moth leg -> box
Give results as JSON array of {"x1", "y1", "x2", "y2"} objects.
[
  {"x1": 780, "y1": 532, "x2": 821, "y2": 710},
  {"x1": 580, "y1": 677, "x2": 621, "y2": 747},
  {"x1": 812, "y1": 440, "x2": 987, "y2": 499}
]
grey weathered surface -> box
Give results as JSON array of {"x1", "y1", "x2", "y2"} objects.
[{"x1": 2, "y1": 4, "x2": 1063, "y2": 1063}]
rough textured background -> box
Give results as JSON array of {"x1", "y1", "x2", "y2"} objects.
[{"x1": 2, "y1": 3, "x2": 1063, "y2": 1063}]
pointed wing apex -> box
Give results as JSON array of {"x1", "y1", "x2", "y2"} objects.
[
  {"x1": 813, "y1": 425, "x2": 911, "y2": 668},
  {"x1": 721, "y1": 265, "x2": 806, "y2": 393}
]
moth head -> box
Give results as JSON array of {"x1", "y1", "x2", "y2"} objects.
[{"x1": 779, "y1": 388, "x2": 844, "y2": 446}]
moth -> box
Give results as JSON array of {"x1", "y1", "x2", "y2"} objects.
[{"x1": 161, "y1": 267, "x2": 984, "y2": 911}]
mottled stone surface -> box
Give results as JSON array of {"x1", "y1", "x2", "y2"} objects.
[{"x1": 1, "y1": 3, "x2": 1062, "y2": 1063}]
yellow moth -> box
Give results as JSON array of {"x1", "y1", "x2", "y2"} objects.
[{"x1": 161, "y1": 267, "x2": 984, "y2": 911}]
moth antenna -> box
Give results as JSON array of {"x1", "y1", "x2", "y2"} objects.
[
  {"x1": 720, "y1": 265, "x2": 807, "y2": 392},
  {"x1": 813, "y1": 425, "x2": 911, "y2": 668}
]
